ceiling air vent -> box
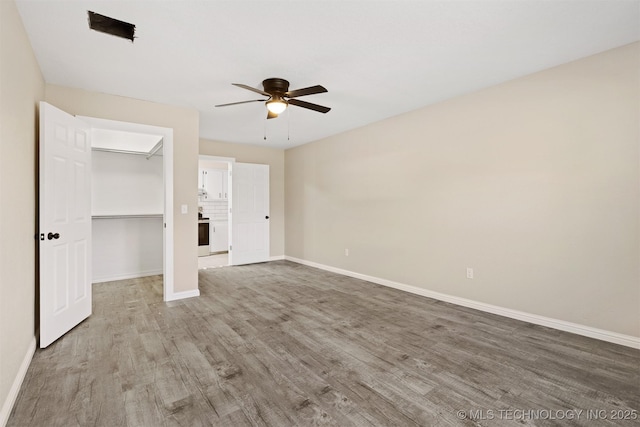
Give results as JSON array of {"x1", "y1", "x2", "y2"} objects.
[{"x1": 88, "y1": 11, "x2": 135, "y2": 42}]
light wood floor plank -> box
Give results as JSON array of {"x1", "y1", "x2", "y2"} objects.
[{"x1": 8, "y1": 261, "x2": 640, "y2": 426}]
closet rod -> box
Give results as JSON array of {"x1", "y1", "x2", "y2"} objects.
[
  {"x1": 90, "y1": 139, "x2": 163, "y2": 159},
  {"x1": 91, "y1": 147, "x2": 149, "y2": 156},
  {"x1": 92, "y1": 214, "x2": 163, "y2": 219}
]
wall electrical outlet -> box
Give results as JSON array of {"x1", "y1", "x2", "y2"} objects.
[
  {"x1": 345, "y1": 248, "x2": 349, "y2": 256},
  {"x1": 181, "y1": 204, "x2": 188, "y2": 214},
  {"x1": 466, "y1": 268, "x2": 474, "y2": 279}
]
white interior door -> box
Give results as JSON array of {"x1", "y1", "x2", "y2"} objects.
[
  {"x1": 39, "y1": 102, "x2": 92, "y2": 348},
  {"x1": 231, "y1": 163, "x2": 269, "y2": 265}
]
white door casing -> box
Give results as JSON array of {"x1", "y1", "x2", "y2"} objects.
[
  {"x1": 231, "y1": 163, "x2": 269, "y2": 265},
  {"x1": 39, "y1": 102, "x2": 92, "y2": 348},
  {"x1": 77, "y1": 115, "x2": 174, "y2": 302}
]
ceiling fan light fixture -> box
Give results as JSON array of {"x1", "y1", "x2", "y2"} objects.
[
  {"x1": 266, "y1": 97, "x2": 288, "y2": 114},
  {"x1": 218, "y1": 78, "x2": 330, "y2": 118}
]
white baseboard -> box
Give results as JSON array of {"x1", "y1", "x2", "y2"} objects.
[
  {"x1": 285, "y1": 256, "x2": 640, "y2": 349},
  {"x1": 92, "y1": 269, "x2": 163, "y2": 284},
  {"x1": 270, "y1": 255, "x2": 285, "y2": 261},
  {"x1": 0, "y1": 337, "x2": 36, "y2": 427},
  {"x1": 164, "y1": 288, "x2": 200, "y2": 302}
]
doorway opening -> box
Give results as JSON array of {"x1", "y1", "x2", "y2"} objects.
[
  {"x1": 39, "y1": 102, "x2": 178, "y2": 348},
  {"x1": 198, "y1": 155, "x2": 234, "y2": 270},
  {"x1": 78, "y1": 116, "x2": 174, "y2": 301},
  {"x1": 196, "y1": 157, "x2": 271, "y2": 269}
]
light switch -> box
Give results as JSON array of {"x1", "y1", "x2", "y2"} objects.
[{"x1": 181, "y1": 204, "x2": 188, "y2": 214}]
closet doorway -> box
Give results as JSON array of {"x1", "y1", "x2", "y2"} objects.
[
  {"x1": 79, "y1": 116, "x2": 175, "y2": 300},
  {"x1": 39, "y1": 103, "x2": 176, "y2": 347}
]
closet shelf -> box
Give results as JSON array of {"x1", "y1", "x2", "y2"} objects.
[{"x1": 92, "y1": 214, "x2": 163, "y2": 219}]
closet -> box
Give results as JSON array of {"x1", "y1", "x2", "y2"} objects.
[{"x1": 91, "y1": 132, "x2": 164, "y2": 283}]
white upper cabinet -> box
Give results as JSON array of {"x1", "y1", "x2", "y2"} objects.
[
  {"x1": 199, "y1": 168, "x2": 228, "y2": 200},
  {"x1": 198, "y1": 167, "x2": 205, "y2": 191}
]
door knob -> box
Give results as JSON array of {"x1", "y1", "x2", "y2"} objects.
[
  {"x1": 265, "y1": 216, "x2": 270, "y2": 219},
  {"x1": 47, "y1": 232, "x2": 60, "y2": 240}
]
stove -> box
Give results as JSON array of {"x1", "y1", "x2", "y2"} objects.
[{"x1": 198, "y1": 217, "x2": 210, "y2": 256}]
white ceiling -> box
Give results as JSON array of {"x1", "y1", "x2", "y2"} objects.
[{"x1": 15, "y1": 0, "x2": 640, "y2": 149}]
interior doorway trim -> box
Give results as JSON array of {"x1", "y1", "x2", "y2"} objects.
[
  {"x1": 199, "y1": 155, "x2": 235, "y2": 265},
  {"x1": 199, "y1": 155, "x2": 236, "y2": 163},
  {"x1": 78, "y1": 116, "x2": 175, "y2": 301}
]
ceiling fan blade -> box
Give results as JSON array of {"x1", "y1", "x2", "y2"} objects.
[
  {"x1": 215, "y1": 99, "x2": 266, "y2": 107},
  {"x1": 285, "y1": 85, "x2": 327, "y2": 98},
  {"x1": 232, "y1": 83, "x2": 270, "y2": 97},
  {"x1": 288, "y1": 98, "x2": 331, "y2": 114},
  {"x1": 267, "y1": 110, "x2": 278, "y2": 120}
]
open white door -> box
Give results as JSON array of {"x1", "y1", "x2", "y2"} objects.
[
  {"x1": 231, "y1": 163, "x2": 269, "y2": 265},
  {"x1": 39, "y1": 102, "x2": 92, "y2": 348}
]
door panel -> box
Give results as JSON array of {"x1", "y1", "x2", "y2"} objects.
[
  {"x1": 52, "y1": 156, "x2": 68, "y2": 222},
  {"x1": 74, "y1": 240, "x2": 89, "y2": 300},
  {"x1": 231, "y1": 163, "x2": 269, "y2": 265},
  {"x1": 52, "y1": 245, "x2": 69, "y2": 313},
  {"x1": 40, "y1": 102, "x2": 92, "y2": 348},
  {"x1": 73, "y1": 161, "x2": 88, "y2": 220}
]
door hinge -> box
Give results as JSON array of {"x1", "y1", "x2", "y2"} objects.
[{"x1": 229, "y1": 245, "x2": 232, "y2": 251}]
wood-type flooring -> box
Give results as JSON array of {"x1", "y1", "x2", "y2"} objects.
[{"x1": 8, "y1": 261, "x2": 640, "y2": 426}]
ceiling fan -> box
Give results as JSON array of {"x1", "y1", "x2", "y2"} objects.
[{"x1": 216, "y1": 78, "x2": 330, "y2": 119}]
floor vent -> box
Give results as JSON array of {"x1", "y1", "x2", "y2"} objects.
[{"x1": 88, "y1": 11, "x2": 135, "y2": 42}]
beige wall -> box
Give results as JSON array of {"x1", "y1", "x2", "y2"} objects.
[
  {"x1": 0, "y1": 0, "x2": 45, "y2": 419},
  {"x1": 45, "y1": 85, "x2": 200, "y2": 294},
  {"x1": 199, "y1": 139, "x2": 285, "y2": 257},
  {"x1": 285, "y1": 43, "x2": 640, "y2": 337}
]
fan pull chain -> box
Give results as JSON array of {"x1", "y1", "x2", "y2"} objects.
[
  {"x1": 287, "y1": 107, "x2": 290, "y2": 141},
  {"x1": 264, "y1": 118, "x2": 267, "y2": 141}
]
